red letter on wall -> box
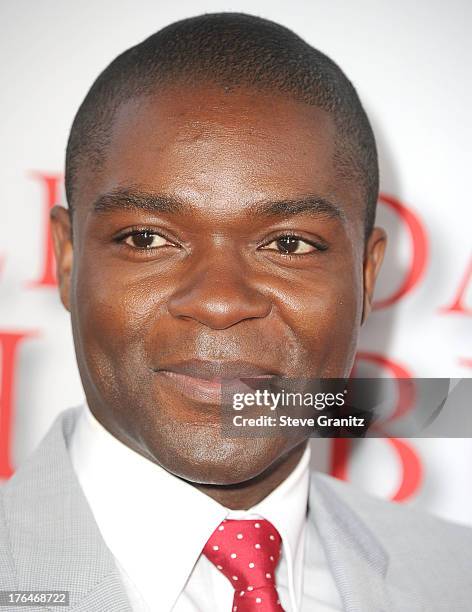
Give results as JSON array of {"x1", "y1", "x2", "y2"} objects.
[
  {"x1": 439, "y1": 257, "x2": 472, "y2": 315},
  {"x1": 374, "y1": 194, "x2": 429, "y2": 310},
  {"x1": 27, "y1": 172, "x2": 62, "y2": 288},
  {"x1": 329, "y1": 352, "x2": 423, "y2": 502},
  {"x1": 0, "y1": 331, "x2": 35, "y2": 479}
]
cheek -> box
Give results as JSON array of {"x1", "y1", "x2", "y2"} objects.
[
  {"x1": 71, "y1": 255, "x2": 164, "y2": 372},
  {"x1": 273, "y1": 261, "x2": 363, "y2": 376}
]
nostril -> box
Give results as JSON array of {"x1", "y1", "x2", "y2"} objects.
[{"x1": 168, "y1": 283, "x2": 272, "y2": 330}]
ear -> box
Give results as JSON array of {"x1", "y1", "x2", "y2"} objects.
[
  {"x1": 50, "y1": 205, "x2": 73, "y2": 312},
  {"x1": 361, "y1": 227, "x2": 387, "y2": 324}
]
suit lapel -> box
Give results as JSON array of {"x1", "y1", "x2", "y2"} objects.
[
  {"x1": 306, "y1": 472, "x2": 392, "y2": 612},
  {"x1": 3, "y1": 407, "x2": 132, "y2": 612},
  {"x1": 67, "y1": 572, "x2": 133, "y2": 612}
]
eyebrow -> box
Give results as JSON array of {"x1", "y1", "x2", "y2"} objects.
[
  {"x1": 92, "y1": 188, "x2": 345, "y2": 222},
  {"x1": 93, "y1": 189, "x2": 188, "y2": 214},
  {"x1": 252, "y1": 196, "x2": 345, "y2": 222}
]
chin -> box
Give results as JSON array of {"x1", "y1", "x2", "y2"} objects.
[{"x1": 149, "y1": 430, "x2": 287, "y2": 487}]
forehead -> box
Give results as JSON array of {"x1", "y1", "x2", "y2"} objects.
[{"x1": 75, "y1": 83, "x2": 363, "y2": 221}]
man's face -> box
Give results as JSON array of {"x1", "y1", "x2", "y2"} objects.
[{"x1": 52, "y1": 83, "x2": 385, "y2": 485}]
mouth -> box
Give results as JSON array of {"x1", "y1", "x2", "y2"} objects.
[{"x1": 152, "y1": 360, "x2": 279, "y2": 405}]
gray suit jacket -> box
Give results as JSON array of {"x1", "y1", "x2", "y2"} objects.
[{"x1": 1, "y1": 407, "x2": 471, "y2": 611}]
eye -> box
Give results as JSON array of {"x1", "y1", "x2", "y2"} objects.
[
  {"x1": 123, "y1": 231, "x2": 174, "y2": 249},
  {"x1": 260, "y1": 235, "x2": 321, "y2": 255}
]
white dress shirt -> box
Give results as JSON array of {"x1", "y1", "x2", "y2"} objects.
[{"x1": 69, "y1": 403, "x2": 341, "y2": 611}]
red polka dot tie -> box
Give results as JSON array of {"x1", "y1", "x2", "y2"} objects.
[{"x1": 203, "y1": 518, "x2": 286, "y2": 611}]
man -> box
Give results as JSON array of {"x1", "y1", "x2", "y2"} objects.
[{"x1": 1, "y1": 12, "x2": 471, "y2": 612}]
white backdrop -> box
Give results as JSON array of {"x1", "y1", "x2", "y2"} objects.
[{"x1": 0, "y1": 0, "x2": 471, "y2": 524}]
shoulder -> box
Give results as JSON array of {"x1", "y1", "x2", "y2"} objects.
[
  {"x1": 0, "y1": 482, "x2": 17, "y2": 587},
  {"x1": 311, "y1": 470, "x2": 470, "y2": 537},
  {"x1": 309, "y1": 470, "x2": 472, "y2": 569},
  {"x1": 307, "y1": 472, "x2": 472, "y2": 608},
  {"x1": 0, "y1": 406, "x2": 81, "y2": 542},
  {"x1": 0, "y1": 407, "x2": 122, "y2": 597}
]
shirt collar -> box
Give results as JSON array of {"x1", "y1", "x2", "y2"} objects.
[{"x1": 69, "y1": 403, "x2": 310, "y2": 611}]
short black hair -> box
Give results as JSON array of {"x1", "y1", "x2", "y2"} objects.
[{"x1": 65, "y1": 12, "x2": 378, "y2": 237}]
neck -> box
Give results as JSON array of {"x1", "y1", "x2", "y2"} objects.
[{"x1": 193, "y1": 440, "x2": 308, "y2": 510}]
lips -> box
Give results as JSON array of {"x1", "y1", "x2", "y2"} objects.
[{"x1": 152, "y1": 359, "x2": 280, "y2": 405}]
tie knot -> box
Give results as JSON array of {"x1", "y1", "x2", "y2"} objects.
[{"x1": 203, "y1": 519, "x2": 284, "y2": 609}]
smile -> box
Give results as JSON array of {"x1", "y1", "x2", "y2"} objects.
[{"x1": 152, "y1": 360, "x2": 279, "y2": 405}]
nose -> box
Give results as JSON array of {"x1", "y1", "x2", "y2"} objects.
[{"x1": 167, "y1": 252, "x2": 272, "y2": 330}]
